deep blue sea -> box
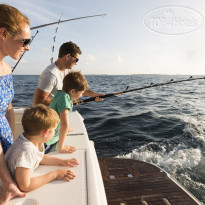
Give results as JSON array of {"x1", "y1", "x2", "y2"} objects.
[{"x1": 13, "y1": 74, "x2": 205, "y2": 204}]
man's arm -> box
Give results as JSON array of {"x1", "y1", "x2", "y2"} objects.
[
  {"x1": 5, "y1": 102, "x2": 15, "y2": 136},
  {"x1": 33, "y1": 88, "x2": 53, "y2": 105},
  {"x1": 83, "y1": 89, "x2": 104, "y2": 97}
]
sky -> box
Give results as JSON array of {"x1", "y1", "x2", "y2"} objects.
[{"x1": 3, "y1": 0, "x2": 205, "y2": 75}]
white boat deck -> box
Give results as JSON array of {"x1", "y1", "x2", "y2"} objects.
[{"x1": 8, "y1": 109, "x2": 107, "y2": 205}]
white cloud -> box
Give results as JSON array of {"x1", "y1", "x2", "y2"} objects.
[
  {"x1": 87, "y1": 54, "x2": 95, "y2": 61},
  {"x1": 5, "y1": 0, "x2": 61, "y2": 25},
  {"x1": 115, "y1": 54, "x2": 122, "y2": 63},
  {"x1": 20, "y1": 59, "x2": 26, "y2": 64},
  {"x1": 104, "y1": 54, "x2": 123, "y2": 64},
  {"x1": 41, "y1": 47, "x2": 49, "y2": 52},
  {"x1": 84, "y1": 54, "x2": 95, "y2": 65}
]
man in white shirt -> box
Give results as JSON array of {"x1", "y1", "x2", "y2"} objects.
[{"x1": 33, "y1": 41, "x2": 103, "y2": 105}]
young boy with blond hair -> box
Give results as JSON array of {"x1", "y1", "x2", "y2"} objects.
[
  {"x1": 5, "y1": 104, "x2": 79, "y2": 192},
  {"x1": 45, "y1": 71, "x2": 88, "y2": 153}
]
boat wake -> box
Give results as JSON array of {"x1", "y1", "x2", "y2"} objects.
[{"x1": 118, "y1": 114, "x2": 205, "y2": 204}]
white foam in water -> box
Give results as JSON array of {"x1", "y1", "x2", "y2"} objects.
[
  {"x1": 181, "y1": 116, "x2": 205, "y2": 150},
  {"x1": 118, "y1": 117, "x2": 202, "y2": 171},
  {"x1": 180, "y1": 172, "x2": 205, "y2": 188},
  {"x1": 119, "y1": 143, "x2": 202, "y2": 174},
  {"x1": 180, "y1": 172, "x2": 205, "y2": 204},
  {"x1": 178, "y1": 115, "x2": 205, "y2": 140}
]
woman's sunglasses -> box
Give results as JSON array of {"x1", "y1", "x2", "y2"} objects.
[
  {"x1": 17, "y1": 36, "x2": 31, "y2": 47},
  {"x1": 10, "y1": 32, "x2": 31, "y2": 47}
]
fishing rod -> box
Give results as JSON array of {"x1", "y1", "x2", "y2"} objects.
[
  {"x1": 31, "y1": 14, "x2": 106, "y2": 30},
  {"x1": 74, "y1": 76, "x2": 205, "y2": 105},
  {"x1": 11, "y1": 13, "x2": 106, "y2": 71},
  {"x1": 51, "y1": 14, "x2": 63, "y2": 64},
  {"x1": 12, "y1": 30, "x2": 39, "y2": 73}
]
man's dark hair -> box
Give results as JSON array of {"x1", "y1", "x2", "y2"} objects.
[{"x1": 58, "y1": 41, "x2": 82, "y2": 58}]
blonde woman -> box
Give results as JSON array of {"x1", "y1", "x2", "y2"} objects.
[{"x1": 0, "y1": 4, "x2": 31, "y2": 204}]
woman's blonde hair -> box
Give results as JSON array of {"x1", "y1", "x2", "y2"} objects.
[
  {"x1": 22, "y1": 104, "x2": 59, "y2": 136},
  {"x1": 0, "y1": 4, "x2": 30, "y2": 34}
]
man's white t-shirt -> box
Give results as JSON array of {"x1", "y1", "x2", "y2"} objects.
[{"x1": 38, "y1": 62, "x2": 64, "y2": 98}]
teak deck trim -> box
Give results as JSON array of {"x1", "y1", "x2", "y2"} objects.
[{"x1": 98, "y1": 158, "x2": 202, "y2": 205}]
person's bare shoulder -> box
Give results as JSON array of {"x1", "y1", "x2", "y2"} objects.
[{"x1": 3, "y1": 61, "x2": 12, "y2": 75}]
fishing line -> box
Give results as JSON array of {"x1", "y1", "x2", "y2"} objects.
[
  {"x1": 74, "y1": 76, "x2": 205, "y2": 105},
  {"x1": 50, "y1": 14, "x2": 63, "y2": 64}
]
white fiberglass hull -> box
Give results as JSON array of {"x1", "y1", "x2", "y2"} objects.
[{"x1": 9, "y1": 108, "x2": 107, "y2": 205}]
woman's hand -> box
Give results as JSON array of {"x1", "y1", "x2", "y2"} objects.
[{"x1": 0, "y1": 181, "x2": 26, "y2": 205}]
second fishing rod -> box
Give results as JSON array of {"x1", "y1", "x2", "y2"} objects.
[{"x1": 74, "y1": 76, "x2": 205, "y2": 105}]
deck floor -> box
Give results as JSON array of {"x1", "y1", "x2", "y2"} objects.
[{"x1": 98, "y1": 158, "x2": 201, "y2": 205}]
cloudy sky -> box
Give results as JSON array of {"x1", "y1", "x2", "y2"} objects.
[{"x1": 3, "y1": 0, "x2": 205, "y2": 75}]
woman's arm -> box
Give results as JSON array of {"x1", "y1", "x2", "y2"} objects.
[
  {"x1": 0, "y1": 142, "x2": 26, "y2": 204},
  {"x1": 5, "y1": 102, "x2": 15, "y2": 136},
  {"x1": 0, "y1": 143, "x2": 12, "y2": 186}
]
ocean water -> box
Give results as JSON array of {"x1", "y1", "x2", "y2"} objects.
[{"x1": 13, "y1": 74, "x2": 205, "y2": 204}]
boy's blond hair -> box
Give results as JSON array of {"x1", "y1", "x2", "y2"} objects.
[
  {"x1": 22, "y1": 104, "x2": 59, "y2": 136},
  {"x1": 63, "y1": 71, "x2": 88, "y2": 93}
]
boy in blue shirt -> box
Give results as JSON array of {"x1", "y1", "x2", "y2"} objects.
[{"x1": 45, "y1": 71, "x2": 88, "y2": 153}]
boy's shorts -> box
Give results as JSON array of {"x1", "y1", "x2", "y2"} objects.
[{"x1": 44, "y1": 142, "x2": 58, "y2": 154}]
